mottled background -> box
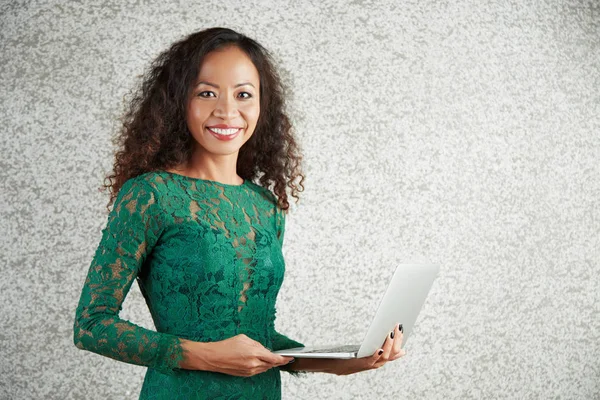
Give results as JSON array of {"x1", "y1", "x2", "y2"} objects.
[{"x1": 1, "y1": 0, "x2": 598, "y2": 399}]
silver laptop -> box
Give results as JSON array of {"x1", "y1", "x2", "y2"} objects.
[{"x1": 273, "y1": 261, "x2": 440, "y2": 358}]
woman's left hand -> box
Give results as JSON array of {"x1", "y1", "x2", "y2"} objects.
[{"x1": 327, "y1": 323, "x2": 406, "y2": 376}]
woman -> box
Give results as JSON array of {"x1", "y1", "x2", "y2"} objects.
[{"x1": 73, "y1": 27, "x2": 405, "y2": 399}]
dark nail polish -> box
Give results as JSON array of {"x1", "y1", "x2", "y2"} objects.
[
  {"x1": 287, "y1": 358, "x2": 295, "y2": 364},
  {"x1": 399, "y1": 324, "x2": 403, "y2": 333},
  {"x1": 378, "y1": 349, "x2": 383, "y2": 355},
  {"x1": 390, "y1": 331, "x2": 395, "y2": 339}
]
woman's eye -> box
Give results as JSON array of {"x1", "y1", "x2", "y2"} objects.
[{"x1": 197, "y1": 91, "x2": 252, "y2": 99}]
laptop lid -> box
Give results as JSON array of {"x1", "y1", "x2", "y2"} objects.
[{"x1": 356, "y1": 262, "x2": 440, "y2": 358}]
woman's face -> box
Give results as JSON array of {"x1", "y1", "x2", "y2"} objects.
[{"x1": 186, "y1": 45, "x2": 261, "y2": 158}]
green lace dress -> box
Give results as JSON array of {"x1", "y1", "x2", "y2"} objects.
[{"x1": 73, "y1": 171, "x2": 306, "y2": 399}]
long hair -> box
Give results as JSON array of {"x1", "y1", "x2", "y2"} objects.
[{"x1": 102, "y1": 27, "x2": 305, "y2": 211}]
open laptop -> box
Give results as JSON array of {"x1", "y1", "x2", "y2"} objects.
[{"x1": 273, "y1": 261, "x2": 440, "y2": 358}]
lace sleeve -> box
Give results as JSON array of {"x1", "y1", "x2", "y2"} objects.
[{"x1": 73, "y1": 178, "x2": 185, "y2": 376}]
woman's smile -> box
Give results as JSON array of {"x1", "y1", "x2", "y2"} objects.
[{"x1": 207, "y1": 127, "x2": 242, "y2": 141}]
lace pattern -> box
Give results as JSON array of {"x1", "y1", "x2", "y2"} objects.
[{"x1": 73, "y1": 171, "x2": 306, "y2": 398}]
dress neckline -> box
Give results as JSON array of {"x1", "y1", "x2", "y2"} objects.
[{"x1": 159, "y1": 170, "x2": 246, "y2": 188}]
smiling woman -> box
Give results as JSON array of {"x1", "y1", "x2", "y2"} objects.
[
  {"x1": 72, "y1": 25, "x2": 409, "y2": 400},
  {"x1": 102, "y1": 27, "x2": 305, "y2": 210},
  {"x1": 72, "y1": 27, "x2": 309, "y2": 399}
]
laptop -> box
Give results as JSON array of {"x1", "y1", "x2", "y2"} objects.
[{"x1": 273, "y1": 261, "x2": 440, "y2": 358}]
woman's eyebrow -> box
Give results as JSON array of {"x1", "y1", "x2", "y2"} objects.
[{"x1": 196, "y1": 81, "x2": 255, "y2": 89}]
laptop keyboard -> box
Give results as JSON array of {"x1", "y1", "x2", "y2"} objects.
[{"x1": 302, "y1": 345, "x2": 360, "y2": 354}]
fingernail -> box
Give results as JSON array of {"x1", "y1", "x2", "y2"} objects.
[
  {"x1": 390, "y1": 331, "x2": 395, "y2": 339},
  {"x1": 378, "y1": 349, "x2": 383, "y2": 355},
  {"x1": 399, "y1": 324, "x2": 403, "y2": 333},
  {"x1": 287, "y1": 358, "x2": 295, "y2": 364}
]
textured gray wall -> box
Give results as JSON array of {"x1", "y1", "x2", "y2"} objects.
[{"x1": 1, "y1": 0, "x2": 598, "y2": 399}]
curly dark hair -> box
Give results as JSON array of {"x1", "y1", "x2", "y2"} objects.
[{"x1": 102, "y1": 27, "x2": 305, "y2": 212}]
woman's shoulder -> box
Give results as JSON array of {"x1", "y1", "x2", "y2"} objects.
[
  {"x1": 109, "y1": 173, "x2": 165, "y2": 217},
  {"x1": 119, "y1": 171, "x2": 166, "y2": 192},
  {"x1": 245, "y1": 179, "x2": 278, "y2": 205},
  {"x1": 114, "y1": 171, "x2": 175, "y2": 205},
  {"x1": 245, "y1": 181, "x2": 288, "y2": 221}
]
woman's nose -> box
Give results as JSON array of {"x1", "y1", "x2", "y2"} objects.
[{"x1": 213, "y1": 95, "x2": 239, "y2": 118}]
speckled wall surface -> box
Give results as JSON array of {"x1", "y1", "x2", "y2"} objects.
[{"x1": 1, "y1": 0, "x2": 598, "y2": 399}]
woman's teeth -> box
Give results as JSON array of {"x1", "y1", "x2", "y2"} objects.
[{"x1": 208, "y1": 127, "x2": 240, "y2": 136}]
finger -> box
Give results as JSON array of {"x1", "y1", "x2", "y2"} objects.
[
  {"x1": 389, "y1": 349, "x2": 406, "y2": 361},
  {"x1": 391, "y1": 323, "x2": 403, "y2": 358},
  {"x1": 278, "y1": 356, "x2": 295, "y2": 366},
  {"x1": 279, "y1": 357, "x2": 295, "y2": 366},
  {"x1": 381, "y1": 328, "x2": 395, "y2": 361},
  {"x1": 220, "y1": 361, "x2": 271, "y2": 377},
  {"x1": 252, "y1": 362, "x2": 276, "y2": 376},
  {"x1": 389, "y1": 342, "x2": 407, "y2": 361},
  {"x1": 372, "y1": 347, "x2": 384, "y2": 364},
  {"x1": 257, "y1": 351, "x2": 293, "y2": 366}
]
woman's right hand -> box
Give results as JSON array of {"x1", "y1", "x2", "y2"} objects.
[{"x1": 180, "y1": 335, "x2": 295, "y2": 377}]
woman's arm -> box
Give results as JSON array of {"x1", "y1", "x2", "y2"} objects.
[
  {"x1": 73, "y1": 178, "x2": 185, "y2": 376},
  {"x1": 284, "y1": 358, "x2": 335, "y2": 374},
  {"x1": 287, "y1": 324, "x2": 407, "y2": 376}
]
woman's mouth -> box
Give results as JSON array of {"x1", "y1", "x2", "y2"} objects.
[{"x1": 207, "y1": 127, "x2": 241, "y2": 141}]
